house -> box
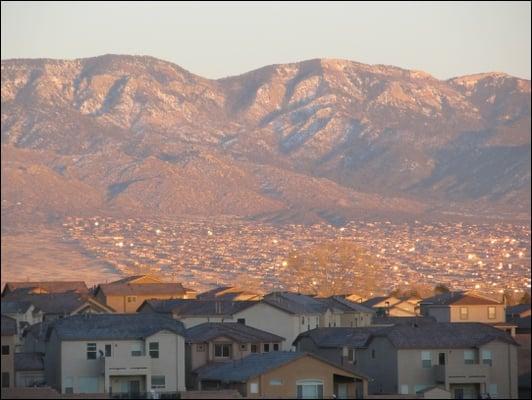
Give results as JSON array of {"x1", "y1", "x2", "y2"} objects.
[
  {"x1": 184, "y1": 322, "x2": 284, "y2": 389},
  {"x1": 196, "y1": 351, "x2": 368, "y2": 399},
  {"x1": 316, "y1": 296, "x2": 374, "y2": 327},
  {"x1": 1, "y1": 301, "x2": 44, "y2": 352},
  {"x1": 419, "y1": 291, "x2": 513, "y2": 334},
  {"x1": 295, "y1": 323, "x2": 519, "y2": 398},
  {"x1": 94, "y1": 274, "x2": 196, "y2": 313},
  {"x1": 2, "y1": 281, "x2": 89, "y2": 298},
  {"x1": 14, "y1": 352, "x2": 45, "y2": 388},
  {"x1": 1, "y1": 315, "x2": 17, "y2": 389},
  {"x1": 362, "y1": 295, "x2": 419, "y2": 317},
  {"x1": 197, "y1": 286, "x2": 262, "y2": 301},
  {"x1": 507, "y1": 304, "x2": 531, "y2": 399},
  {"x1": 44, "y1": 313, "x2": 187, "y2": 395},
  {"x1": 138, "y1": 299, "x2": 257, "y2": 328}
]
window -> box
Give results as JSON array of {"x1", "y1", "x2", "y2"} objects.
[
  {"x1": 127, "y1": 296, "x2": 137, "y2": 303},
  {"x1": 371, "y1": 349, "x2": 375, "y2": 359},
  {"x1": 348, "y1": 349, "x2": 356, "y2": 363},
  {"x1": 240, "y1": 344, "x2": 247, "y2": 351},
  {"x1": 482, "y1": 350, "x2": 492, "y2": 366},
  {"x1": 151, "y1": 375, "x2": 165, "y2": 389},
  {"x1": 214, "y1": 343, "x2": 231, "y2": 358},
  {"x1": 488, "y1": 384, "x2": 498, "y2": 397},
  {"x1": 251, "y1": 344, "x2": 258, "y2": 353},
  {"x1": 86, "y1": 343, "x2": 97, "y2": 360},
  {"x1": 237, "y1": 318, "x2": 246, "y2": 324},
  {"x1": 149, "y1": 342, "x2": 159, "y2": 358},
  {"x1": 460, "y1": 307, "x2": 469, "y2": 320},
  {"x1": 464, "y1": 350, "x2": 475, "y2": 364},
  {"x1": 105, "y1": 344, "x2": 112, "y2": 357},
  {"x1": 263, "y1": 343, "x2": 270, "y2": 353},
  {"x1": 273, "y1": 343, "x2": 279, "y2": 351},
  {"x1": 64, "y1": 377, "x2": 73, "y2": 394},
  {"x1": 270, "y1": 379, "x2": 282, "y2": 386},
  {"x1": 438, "y1": 353, "x2": 445, "y2": 365},
  {"x1": 196, "y1": 344, "x2": 205, "y2": 352},
  {"x1": 400, "y1": 384, "x2": 409, "y2": 395},
  {"x1": 301, "y1": 316, "x2": 305, "y2": 325},
  {"x1": 1, "y1": 345, "x2": 9, "y2": 355},
  {"x1": 297, "y1": 380, "x2": 323, "y2": 399},
  {"x1": 2, "y1": 372, "x2": 9, "y2": 388},
  {"x1": 421, "y1": 351, "x2": 432, "y2": 368},
  {"x1": 488, "y1": 306, "x2": 496, "y2": 320},
  {"x1": 131, "y1": 343, "x2": 143, "y2": 357},
  {"x1": 250, "y1": 382, "x2": 259, "y2": 394}
]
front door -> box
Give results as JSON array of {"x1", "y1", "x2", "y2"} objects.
[{"x1": 128, "y1": 380, "x2": 140, "y2": 395}]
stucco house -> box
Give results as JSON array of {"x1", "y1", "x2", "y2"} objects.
[{"x1": 43, "y1": 313, "x2": 187, "y2": 396}]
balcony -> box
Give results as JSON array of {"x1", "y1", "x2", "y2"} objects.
[
  {"x1": 103, "y1": 355, "x2": 151, "y2": 376},
  {"x1": 434, "y1": 363, "x2": 490, "y2": 385}
]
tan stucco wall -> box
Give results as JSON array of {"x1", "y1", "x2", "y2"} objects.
[
  {"x1": 248, "y1": 355, "x2": 358, "y2": 398},
  {"x1": 449, "y1": 304, "x2": 506, "y2": 323},
  {"x1": 1, "y1": 335, "x2": 15, "y2": 389},
  {"x1": 101, "y1": 294, "x2": 188, "y2": 313}
]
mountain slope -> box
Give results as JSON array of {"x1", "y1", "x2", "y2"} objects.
[{"x1": 1, "y1": 55, "x2": 530, "y2": 224}]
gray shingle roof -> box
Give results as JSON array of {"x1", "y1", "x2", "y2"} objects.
[
  {"x1": 371, "y1": 316, "x2": 437, "y2": 326},
  {"x1": 15, "y1": 352, "x2": 44, "y2": 371},
  {"x1": 48, "y1": 313, "x2": 185, "y2": 341},
  {"x1": 185, "y1": 323, "x2": 284, "y2": 344},
  {"x1": 263, "y1": 292, "x2": 329, "y2": 315},
  {"x1": 1, "y1": 314, "x2": 17, "y2": 335},
  {"x1": 421, "y1": 291, "x2": 502, "y2": 306},
  {"x1": 197, "y1": 287, "x2": 261, "y2": 301},
  {"x1": 380, "y1": 322, "x2": 517, "y2": 349},
  {"x1": 360, "y1": 296, "x2": 392, "y2": 308},
  {"x1": 319, "y1": 296, "x2": 375, "y2": 313},
  {"x1": 294, "y1": 327, "x2": 386, "y2": 348},
  {"x1": 1, "y1": 300, "x2": 35, "y2": 314},
  {"x1": 3, "y1": 281, "x2": 88, "y2": 296},
  {"x1": 198, "y1": 352, "x2": 305, "y2": 382},
  {"x1": 506, "y1": 304, "x2": 531, "y2": 316},
  {"x1": 98, "y1": 282, "x2": 186, "y2": 296},
  {"x1": 141, "y1": 299, "x2": 256, "y2": 317}
]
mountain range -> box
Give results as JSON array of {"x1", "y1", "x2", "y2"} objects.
[{"x1": 1, "y1": 55, "x2": 530, "y2": 226}]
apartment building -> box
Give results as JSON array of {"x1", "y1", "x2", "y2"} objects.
[
  {"x1": 295, "y1": 322, "x2": 518, "y2": 399},
  {"x1": 44, "y1": 313, "x2": 187, "y2": 395},
  {"x1": 94, "y1": 275, "x2": 196, "y2": 313}
]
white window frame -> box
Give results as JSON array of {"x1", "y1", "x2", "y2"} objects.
[
  {"x1": 488, "y1": 306, "x2": 496, "y2": 320},
  {"x1": 151, "y1": 375, "x2": 165, "y2": 389},
  {"x1": 131, "y1": 342, "x2": 143, "y2": 357},
  {"x1": 464, "y1": 350, "x2": 475, "y2": 364},
  {"x1": 421, "y1": 351, "x2": 432, "y2": 368},
  {"x1": 250, "y1": 382, "x2": 259, "y2": 394},
  {"x1": 459, "y1": 307, "x2": 469, "y2": 320},
  {"x1": 482, "y1": 350, "x2": 492, "y2": 366}
]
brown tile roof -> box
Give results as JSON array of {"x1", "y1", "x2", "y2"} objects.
[{"x1": 97, "y1": 282, "x2": 186, "y2": 296}]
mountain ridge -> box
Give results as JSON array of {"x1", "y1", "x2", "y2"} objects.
[{"x1": 2, "y1": 54, "x2": 530, "y2": 226}]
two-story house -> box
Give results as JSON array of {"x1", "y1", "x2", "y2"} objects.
[
  {"x1": 94, "y1": 275, "x2": 196, "y2": 313},
  {"x1": 184, "y1": 322, "x2": 284, "y2": 389},
  {"x1": 295, "y1": 322, "x2": 519, "y2": 399},
  {"x1": 44, "y1": 313, "x2": 187, "y2": 395},
  {"x1": 1, "y1": 315, "x2": 17, "y2": 389},
  {"x1": 316, "y1": 296, "x2": 375, "y2": 327},
  {"x1": 420, "y1": 291, "x2": 514, "y2": 335}
]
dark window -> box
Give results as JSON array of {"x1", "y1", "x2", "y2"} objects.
[
  {"x1": 439, "y1": 353, "x2": 445, "y2": 365},
  {"x1": 196, "y1": 344, "x2": 205, "y2": 352},
  {"x1": 214, "y1": 344, "x2": 231, "y2": 357},
  {"x1": 149, "y1": 342, "x2": 159, "y2": 359},
  {"x1": 273, "y1": 343, "x2": 279, "y2": 351},
  {"x1": 105, "y1": 344, "x2": 112, "y2": 357},
  {"x1": 2, "y1": 372, "x2": 9, "y2": 388},
  {"x1": 371, "y1": 349, "x2": 375, "y2": 359},
  {"x1": 251, "y1": 344, "x2": 258, "y2": 353},
  {"x1": 240, "y1": 344, "x2": 247, "y2": 351},
  {"x1": 1, "y1": 346, "x2": 9, "y2": 355},
  {"x1": 263, "y1": 343, "x2": 270, "y2": 353},
  {"x1": 87, "y1": 343, "x2": 97, "y2": 360},
  {"x1": 237, "y1": 318, "x2": 246, "y2": 324}
]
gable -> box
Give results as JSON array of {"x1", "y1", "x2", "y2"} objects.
[{"x1": 129, "y1": 275, "x2": 163, "y2": 284}]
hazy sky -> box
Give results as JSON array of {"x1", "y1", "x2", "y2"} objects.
[{"x1": 1, "y1": 1, "x2": 530, "y2": 80}]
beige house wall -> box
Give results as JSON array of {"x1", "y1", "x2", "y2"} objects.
[
  {"x1": 245, "y1": 355, "x2": 359, "y2": 398},
  {"x1": 448, "y1": 304, "x2": 506, "y2": 323},
  {"x1": 1, "y1": 335, "x2": 15, "y2": 389},
  {"x1": 100, "y1": 294, "x2": 188, "y2": 313}
]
